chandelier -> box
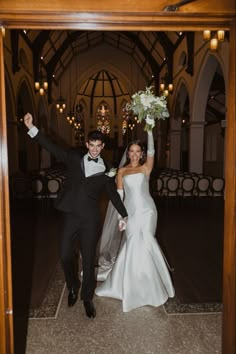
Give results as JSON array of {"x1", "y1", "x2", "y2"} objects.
[
  {"x1": 66, "y1": 110, "x2": 75, "y2": 125},
  {"x1": 56, "y1": 95, "x2": 66, "y2": 113},
  {"x1": 67, "y1": 103, "x2": 84, "y2": 133},
  {"x1": 203, "y1": 30, "x2": 225, "y2": 51},
  {"x1": 56, "y1": 81, "x2": 66, "y2": 113},
  {"x1": 34, "y1": 69, "x2": 48, "y2": 96},
  {"x1": 66, "y1": 60, "x2": 83, "y2": 132},
  {"x1": 159, "y1": 72, "x2": 173, "y2": 97}
]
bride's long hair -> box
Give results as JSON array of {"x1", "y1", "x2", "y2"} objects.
[{"x1": 123, "y1": 140, "x2": 146, "y2": 167}]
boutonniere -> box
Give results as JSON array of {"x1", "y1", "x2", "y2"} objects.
[{"x1": 105, "y1": 168, "x2": 117, "y2": 177}]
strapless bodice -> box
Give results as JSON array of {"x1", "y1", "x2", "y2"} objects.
[{"x1": 123, "y1": 173, "x2": 156, "y2": 214}]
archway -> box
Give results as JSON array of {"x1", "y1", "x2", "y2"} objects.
[{"x1": 0, "y1": 4, "x2": 235, "y2": 353}]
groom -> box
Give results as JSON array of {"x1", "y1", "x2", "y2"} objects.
[{"x1": 24, "y1": 113, "x2": 128, "y2": 318}]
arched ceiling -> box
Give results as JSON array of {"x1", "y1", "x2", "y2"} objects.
[
  {"x1": 11, "y1": 29, "x2": 226, "y2": 124},
  {"x1": 14, "y1": 30, "x2": 186, "y2": 83}
]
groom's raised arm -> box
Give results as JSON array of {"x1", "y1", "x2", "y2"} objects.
[{"x1": 24, "y1": 112, "x2": 68, "y2": 163}]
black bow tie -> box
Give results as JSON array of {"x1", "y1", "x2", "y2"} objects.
[{"x1": 88, "y1": 156, "x2": 98, "y2": 163}]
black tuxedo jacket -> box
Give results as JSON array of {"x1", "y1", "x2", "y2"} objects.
[{"x1": 34, "y1": 131, "x2": 128, "y2": 220}]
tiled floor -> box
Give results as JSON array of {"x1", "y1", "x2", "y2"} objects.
[
  {"x1": 25, "y1": 289, "x2": 222, "y2": 354},
  {"x1": 11, "y1": 196, "x2": 224, "y2": 353}
]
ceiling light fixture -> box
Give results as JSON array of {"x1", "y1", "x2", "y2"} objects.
[
  {"x1": 159, "y1": 72, "x2": 174, "y2": 97},
  {"x1": 203, "y1": 30, "x2": 225, "y2": 51},
  {"x1": 34, "y1": 70, "x2": 48, "y2": 96},
  {"x1": 56, "y1": 81, "x2": 66, "y2": 113}
]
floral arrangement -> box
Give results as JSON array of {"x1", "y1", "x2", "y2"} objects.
[
  {"x1": 105, "y1": 167, "x2": 117, "y2": 177},
  {"x1": 126, "y1": 86, "x2": 169, "y2": 130}
]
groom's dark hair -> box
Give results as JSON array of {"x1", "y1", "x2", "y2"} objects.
[{"x1": 87, "y1": 130, "x2": 105, "y2": 143}]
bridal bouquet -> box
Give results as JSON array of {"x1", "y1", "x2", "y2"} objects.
[{"x1": 126, "y1": 86, "x2": 169, "y2": 131}]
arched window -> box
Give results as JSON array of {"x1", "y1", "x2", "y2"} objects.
[{"x1": 96, "y1": 101, "x2": 111, "y2": 135}]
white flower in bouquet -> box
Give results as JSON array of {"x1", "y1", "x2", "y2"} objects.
[{"x1": 126, "y1": 86, "x2": 169, "y2": 131}]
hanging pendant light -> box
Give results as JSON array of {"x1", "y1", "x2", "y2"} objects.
[
  {"x1": 210, "y1": 38, "x2": 218, "y2": 51},
  {"x1": 202, "y1": 30, "x2": 225, "y2": 52},
  {"x1": 203, "y1": 30, "x2": 211, "y2": 41},
  {"x1": 217, "y1": 30, "x2": 225, "y2": 41},
  {"x1": 159, "y1": 71, "x2": 173, "y2": 96},
  {"x1": 56, "y1": 81, "x2": 66, "y2": 113},
  {"x1": 35, "y1": 70, "x2": 48, "y2": 96},
  {"x1": 56, "y1": 96, "x2": 66, "y2": 113},
  {"x1": 35, "y1": 57, "x2": 48, "y2": 96}
]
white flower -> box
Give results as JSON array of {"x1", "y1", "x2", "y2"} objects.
[
  {"x1": 127, "y1": 86, "x2": 169, "y2": 131},
  {"x1": 140, "y1": 94, "x2": 155, "y2": 108},
  {"x1": 105, "y1": 168, "x2": 117, "y2": 177}
]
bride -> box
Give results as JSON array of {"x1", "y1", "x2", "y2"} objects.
[{"x1": 95, "y1": 124, "x2": 175, "y2": 312}]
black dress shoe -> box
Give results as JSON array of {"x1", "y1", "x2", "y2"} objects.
[
  {"x1": 68, "y1": 288, "x2": 78, "y2": 307},
  {"x1": 83, "y1": 300, "x2": 96, "y2": 318}
]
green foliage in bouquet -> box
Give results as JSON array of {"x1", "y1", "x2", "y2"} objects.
[{"x1": 126, "y1": 86, "x2": 169, "y2": 130}]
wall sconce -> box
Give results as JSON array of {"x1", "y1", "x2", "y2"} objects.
[
  {"x1": 35, "y1": 70, "x2": 48, "y2": 96},
  {"x1": 203, "y1": 30, "x2": 225, "y2": 51}
]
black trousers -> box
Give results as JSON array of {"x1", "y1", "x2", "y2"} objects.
[{"x1": 60, "y1": 213, "x2": 100, "y2": 301}]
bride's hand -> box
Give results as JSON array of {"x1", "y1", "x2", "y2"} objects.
[{"x1": 118, "y1": 217, "x2": 128, "y2": 231}]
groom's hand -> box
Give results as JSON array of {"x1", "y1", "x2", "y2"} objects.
[
  {"x1": 118, "y1": 217, "x2": 127, "y2": 231},
  {"x1": 24, "y1": 112, "x2": 34, "y2": 130}
]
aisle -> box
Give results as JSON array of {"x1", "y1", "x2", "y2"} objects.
[
  {"x1": 11, "y1": 194, "x2": 224, "y2": 353},
  {"x1": 25, "y1": 288, "x2": 222, "y2": 354}
]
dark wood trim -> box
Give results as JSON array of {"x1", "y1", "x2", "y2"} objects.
[
  {"x1": 0, "y1": 11, "x2": 234, "y2": 30},
  {"x1": 222, "y1": 21, "x2": 236, "y2": 354},
  {"x1": 0, "y1": 29, "x2": 14, "y2": 354},
  {"x1": 0, "y1": 2, "x2": 235, "y2": 353}
]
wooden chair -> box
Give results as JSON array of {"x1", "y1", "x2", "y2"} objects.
[
  {"x1": 211, "y1": 177, "x2": 225, "y2": 197},
  {"x1": 47, "y1": 178, "x2": 61, "y2": 198},
  {"x1": 181, "y1": 177, "x2": 195, "y2": 197},
  {"x1": 195, "y1": 176, "x2": 211, "y2": 197}
]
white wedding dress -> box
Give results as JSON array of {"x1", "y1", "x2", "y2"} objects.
[{"x1": 95, "y1": 172, "x2": 175, "y2": 312}]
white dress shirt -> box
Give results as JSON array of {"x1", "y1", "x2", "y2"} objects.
[{"x1": 83, "y1": 153, "x2": 105, "y2": 177}]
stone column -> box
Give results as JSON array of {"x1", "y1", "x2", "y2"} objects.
[
  {"x1": 169, "y1": 128, "x2": 181, "y2": 170},
  {"x1": 189, "y1": 121, "x2": 205, "y2": 173}
]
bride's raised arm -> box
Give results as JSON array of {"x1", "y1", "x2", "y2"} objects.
[{"x1": 145, "y1": 129, "x2": 155, "y2": 172}]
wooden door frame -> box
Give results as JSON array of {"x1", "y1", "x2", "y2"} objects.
[
  {"x1": 0, "y1": 28, "x2": 14, "y2": 354},
  {"x1": 0, "y1": 8, "x2": 235, "y2": 354}
]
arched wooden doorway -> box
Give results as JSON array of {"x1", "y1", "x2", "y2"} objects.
[{"x1": 0, "y1": 2, "x2": 235, "y2": 353}]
